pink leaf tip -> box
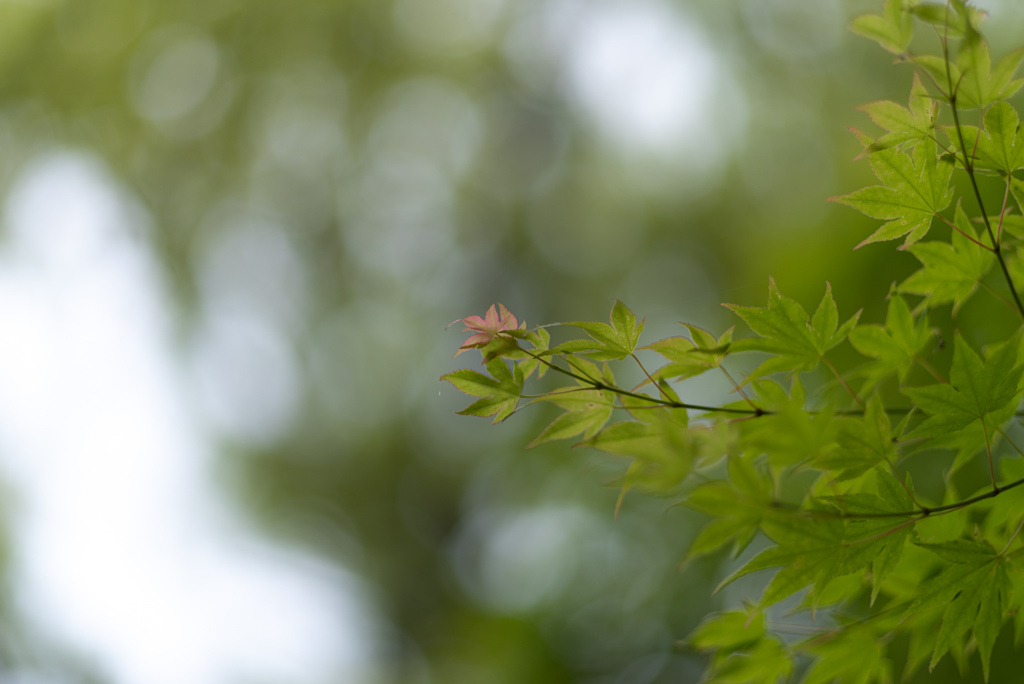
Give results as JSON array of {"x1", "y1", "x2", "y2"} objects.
[{"x1": 453, "y1": 304, "x2": 526, "y2": 356}]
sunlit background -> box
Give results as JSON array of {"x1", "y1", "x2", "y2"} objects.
[{"x1": 0, "y1": 0, "x2": 1022, "y2": 682}]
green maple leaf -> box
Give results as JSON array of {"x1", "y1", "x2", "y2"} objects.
[
  {"x1": 816, "y1": 397, "x2": 897, "y2": 482},
  {"x1": 706, "y1": 638, "x2": 793, "y2": 684},
  {"x1": 849, "y1": 294, "x2": 933, "y2": 386},
  {"x1": 927, "y1": 398, "x2": 1018, "y2": 475},
  {"x1": 904, "y1": 540, "x2": 996, "y2": 615},
  {"x1": 957, "y1": 37, "x2": 1024, "y2": 110},
  {"x1": 560, "y1": 299, "x2": 644, "y2": 361},
  {"x1": 987, "y1": 459, "x2": 1024, "y2": 536},
  {"x1": 527, "y1": 357, "x2": 624, "y2": 447},
  {"x1": 719, "y1": 468, "x2": 913, "y2": 609},
  {"x1": 685, "y1": 610, "x2": 765, "y2": 655},
  {"x1": 868, "y1": 470, "x2": 915, "y2": 600},
  {"x1": 830, "y1": 136, "x2": 954, "y2": 249},
  {"x1": 916, "y1": 55, "x2": 962, "y2": 96},
  {"x1": 858, "y1": 73, "x2": 936, "y2": 154},
  {"x1": 803, "y1": 630, "x2": 894, "y2": 684},
  {"x1": 725, "y1": 280, "x2": 860, "y2": 381},
  {"x1": 742, "y1": 378, "x2": 837, "y2": 468},
  {"x1": 640, "y1": 324, "x2": 732, "y2": 385},
  {"x1": 898, "y1": 201, "x2": 994, "y2": 312},
  {"x1": 910, "y1": 1, "x2": 986, "y2": 39},
  {"x1": 910, "y1": 539, "x2": 1011, "y2": 679},
  {"x1": 944, "y1": 101, "x2": 1024, "y2": 175},
  {"x1": 685, "y1": 456, "x2": 772, "y2": 561},
  {"x1": 824, "y1": 468, "x2": 913, "y2": 603},
  {"x1": 849, "y1": 0, "x2": 913, "y2": 55},
  {"x1": 527, "y1": 387, "x2": 614, "y2": 447},
  {"x1": 582, "y1": 386, "x2": 691, "y2": 510},
  {"x1": 513, "y1": 326, "x2": 551, "y2": 379},
  {"x1": 579, "y1": 420, "x2": 663, "y2": 460},
  {"x1": 717, "y1": 513, "x2": 847, "y2": 610},
  {"x1": 904, "y1": 334, "x2": 1022, "y2": 439},
  {"x1": 979, "y1": 102, "x2": 1024, "y2": 173},
  {"x1": 995, "y1": 211, "x2": 1024, "y2": 241},
  {"x1": 1012, "y1": 176, "x2": 1024, "y2": 216},
  {"x1": 442, "y1": 357, "x2": 524, "y2": 423}
]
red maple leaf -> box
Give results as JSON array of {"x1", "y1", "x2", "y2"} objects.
[{"x1": 452, "y1": 304, "x2": 525, "y2": 356}]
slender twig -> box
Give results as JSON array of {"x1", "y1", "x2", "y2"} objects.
[
  {"x1": 844, "y1": 517, "x2": 918, "y2": 547},
  {"x1": 507, "y1": 339, "x2": 1024, "y2": 421},
  {"x1": 771, "y1": 471, "x2": 1024, "y2": 520},
  {"x1": 981, "y1": 414, "x2": 998, "y2": 492},
  {"x1": 513, "y1": 342, "x2": 760, "y2": 415},
  {"x1": 935, "y1": 211, "x2": 994, "y2": 251},
  {"x1": 915, "y1": 357, "x2": 947, "y2": 383},
  {"x1": 882, "y1": 454, "x2": 922, "y2": 508},
  {"x1": 519, "y1": 386, "x2": 599, "y2": 400},
  {"x1": 563, "y1": 354, "x2": 603, "y2": 385},
  {"x1": 767, "y1": 622, "x2": 832, "y2": 636},
  {"x1": 903, "y1": 53, "x2": 951, "y2": 100},
  {"x1": 997, "y1": 427, "x2": 1024, "y2": 457},
  {"x1": 821, "y1": 354, "x2": 865, "y2": 409},
  {"x1": 943, "y1": 42, "x2": 1024, "y2": 319},
  {"x1": 979, "y1": 280, "x2": 1024, "y2": 321},
  {"x1": 719, "y1": 364, "x2": 761, "y2": 412},
  {"x1": 928, "y1": 131, "x2": 963, "y2": 160},
  {"x1": 793, "y1": 601, "x2": 906, "y2": 651},
  {"x1": 969, "y1": 109, "x2": 984, "y2": 168},
  {"x1": 631, "y1": 352, "x2": 671, "y2": 402},
  {"x1": 996, "y1": 178, "x2": 1012, "y2": 246},
  {"x1": 727, "y1": 413, "x2": 765, "y2": 425},
  {"x1": 1000, "y1": 515, "x2": 1024, "y2": 556},
  {"x1": 835, "y1": 407, "x2": 913, "y2": 415}
]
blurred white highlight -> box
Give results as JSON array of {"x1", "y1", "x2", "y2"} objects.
[
  {"x1": 557, "y1": 0, "x2": 739, "y2": 161},
  {"x1": 0, "y1": 153, "x2": 378, "y2": 684}
]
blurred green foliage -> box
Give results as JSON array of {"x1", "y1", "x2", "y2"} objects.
[{"x1": 2, "y1": 0, "x2": 1024, "y2": 682}]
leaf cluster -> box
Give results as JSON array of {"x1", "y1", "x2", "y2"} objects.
[{"x1": 443, "y1": 2, "x2": 1024, "y2": 681}]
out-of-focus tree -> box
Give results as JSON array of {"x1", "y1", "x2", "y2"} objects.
[{"x1": 0, "y1": 0, "x2": 1022, "y2": 682}]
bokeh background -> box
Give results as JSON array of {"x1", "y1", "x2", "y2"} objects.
[{"x1": 0, "y1": 0, "x2": 1022, "y2": 682}]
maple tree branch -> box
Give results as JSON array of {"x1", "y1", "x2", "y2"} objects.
[
  {"x1": 948, "y1": 93, "x2": 1024, "y2": 319},
  {"x1": 519, "y1": 386, "x2": 594, "y2": 400},
  {"x1": 507, "y1": 339, "x2": 1024, "y2": 426},
  {"x1": 771, "y1": 471, "x2": 1024, "y2": 520},
  {"x1": 512, "y1": 342, "x2": 760, "y2": 415}
]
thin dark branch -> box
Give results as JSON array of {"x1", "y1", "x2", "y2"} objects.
[
  {"x1": 942, "y1": 40, "x2": 1024, "y2": 319},
  {"x1": 771, "y1": 473, "x2": 1024, "y2": 520}
]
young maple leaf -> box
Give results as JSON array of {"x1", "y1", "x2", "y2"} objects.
[
  {"x1": 849, "y1": 0, "x2": 914, "y2": 56},
  {"x1": 857, "y1": 73, "x2": 936, "y2": 156},
  {"x1": 452, "y1": 303, "x2": 526, "y2": 356},
  {"x1": 829, "y1": 136, "x2": 954, "y2": 249}
]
